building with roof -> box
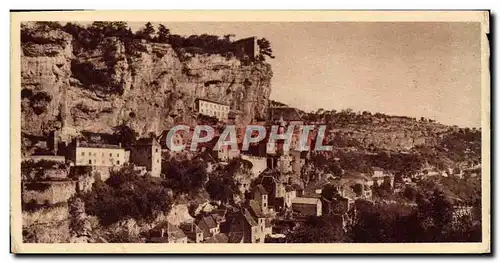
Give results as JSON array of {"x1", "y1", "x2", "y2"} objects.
[
  {"x1": 372, "y1": 167, "x2": 394, "y2": 188},
  {"x1": 253, "y1": 184, "x2": 269, "y2": 213},
  {"x1": 148, "y1": 221, "x2": 188, "y2": 243},
  {"x1": 284, "y1": 185, "x2": 298, "y2": 208},
  {"x1": 196, "y1": 214, "x2": 220, "y2": 238},
  {"x1": 268, "y1": 107, "x2": 304, "y2": 125},
  {"x1": 260, "y1": 175, "x2": 286, "y2": 211},
  {"x1": 223, "y1": 207, "x2": 264, "y2": 243},
  {"x1": 66, "y1": 139, "x2": 126, "y2": 167},
  {"x1": 247, "y1": 199, "x2": 273, "y2": 237},
  {"x1": 203, "y1": 233, "x2": 229, "y2": 243},
  {"x1": 158, "y1": 129, "x2": 185, "y2": 150},
  {"x1": 232, "y1": 36, "x2": 259, "y2": 60},
  {"x1": 129, "y1": 138, "x2": 162, "y2": 178},
  {"x1": 179, "y1": 222, "x2": 204, "y2": 243},
  {"x1": 291, "y1": 197, "x2": 322, "y2": 217},
  {"x1": 196, "y1": 98, "x2": 230, "y2": 121},
  {"x1": 213, "y1": 144, "x2": 240, "y2": 162}
]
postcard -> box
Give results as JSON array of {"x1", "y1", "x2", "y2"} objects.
[{"x1": 10, "y1": 10, "x2": 490, "y2": 254}]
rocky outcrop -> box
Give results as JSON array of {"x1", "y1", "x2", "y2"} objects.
[{"x1": 21, "y1": 27, "x2": 273, "y2": 138}]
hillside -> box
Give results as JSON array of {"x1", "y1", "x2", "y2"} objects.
[
  {"x1": 21, "y1": 22, "x2": 272, "y2": 142},
  {"x1": 270, "y1": 101, "x2": 482, "y2": 175}
]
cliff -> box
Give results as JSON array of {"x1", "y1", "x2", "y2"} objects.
[{"x1": 21, "y1": 26, "x2": 273, "y2": 139}]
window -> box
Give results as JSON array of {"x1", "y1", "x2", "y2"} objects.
[
  {"x1": 89, "y1": 160, "x2": 92, "y2": 165},
  {"x1": 117, "y1": 160, "x2": 120, "y2": 165},
  {"x1": 81, "y1": 152, "x2": 85, "y2": 156},
  {"x1": 155, "y1": 148, "x2": 158, "y2": 153},
  {"x1": 116, "y1": 153, "x2": 119, "y2": 157},
  {"x1": 110, "y1": 153, "x2": 112, "y2": 157}
]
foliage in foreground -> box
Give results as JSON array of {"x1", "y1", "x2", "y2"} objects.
[{"x1": 82, "y1": 165, "x2": 173, "y2": 226}]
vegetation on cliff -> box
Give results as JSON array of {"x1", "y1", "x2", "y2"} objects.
[{"x1": 81, "y1": 164, "x2": 173, "y2": 226}]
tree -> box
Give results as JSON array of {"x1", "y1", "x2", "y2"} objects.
[
  {"x1": 112, "y1": 124, "x2": 137, "y2": 147},
  {"x1": 136, "y1": 22, "x2": 155, "y2": 40},
  {"x1": 163, "y1": 158, "x2": 208, "y2": 194},
  {"x1": 256, "y1": 38, "x2": 275, "y2": 61},
  {"x1": 205, "y1": 177, "x2": 234, "y2": 203},
  {"x1": 82, "y1": 165, "x2": 173, "y2": 226},
  {"x1": 156, "y1": 24, "x2": 170, "y2": 42},
  {"x1": 287, "y1": 215, "x2": 347, "y2": 243}
]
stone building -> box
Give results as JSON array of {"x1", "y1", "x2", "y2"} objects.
[
  {"x1": 22, "y1": 180, "x2": 76, "y2": 205},
  {"x1": 158, "y1": 129, "x2": 185, "y2": 150},
  {"x1": 231, "y1": 36, "x2": 259, "y2": 60},
  {"x1": 291, "y1": 197, "x2": 322, "y2": 217},
  {"x1": 372, "y1": 167, "x2": 395, "y2": 188},
  {"x1": 196, "y1": 214, "x2": 220, "y2": 238},
  {"x1": 179, "y1": 222, "x2": 204, "y2": 243},
  {"x1": 148, "y1": 221, "x2": 188, "y2": 243},
  {"x1": 66, "y1": 139, "x2": 126, "y2": 167},
  {"x1": 196, "y1": 98, "x2": 230, "y2": 121},
  {"x1": 130, "y1": 138, "x2": 162, "y2": 178}
]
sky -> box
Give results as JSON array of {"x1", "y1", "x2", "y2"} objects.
[{"x1": 125, "y1": 22, "x2": 482, "y2": 127}]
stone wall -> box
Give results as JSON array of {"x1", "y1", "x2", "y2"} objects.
[
  {"x1": 23, "y1": 203, "x2": 69, "y2": 227},
  {"x1": 22, "y1": 180, "x2": 76, "y2": 205}
]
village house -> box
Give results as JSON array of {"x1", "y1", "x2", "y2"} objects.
[
  {"x1": 240, "y1": 208, "x2": 264, "y2": 243},
  {"x1": 129, "y1": 138, "x2": 162, "y2": 178},
  {"x1": 240, "y1": 155, "x2": 268, "y2": 177},
  {"x1": 158, "y1": 129, "x2": 185, "y2": 150},
  {"x1": 372, "y1": 167, "x2": 395, "y2": 188},
  {"x1": 66, "y1": 139, "x2": 126, "y2": 167},
  {"x1": 291, "y1": 197, "x2": 322, "y2": 217},
  {"x1": 284, "y1": 185, "x2": 298, "y2": 208},
  {"x1": 231, "y1": 36, "x2": 259, "y2": 60},
  {"x1": 268, "y1": 106, "x2": 304, "y2": 126},
  {"x1": 179, "y1": 222, "x2": 204, "y2": 243},
  {"x1": 196, "y1": 214, "x2": 220, "y2": 238},
  {"x1": 148, "y1": 221, "x2": 188, "y2": 243},
  {"x1": 247, "y1": 200, "x2": 271, "y2": 239},
  {"x1": 196, "y1": 98, "x2": 230, "y2": 121},
  {"x1": 203, "y1": 233, "x2": 230, "y2": 243},
  {"x1": 260, "y1": 174, "x2": 287, "y2": 211},
  {"x1": 341, "y1": 172, "x2": 373, "y2": 200},
  {"x1": 213, "y1": 144, "x2": 241, "y2": 162},
  {"x1": 253, "y1": 184, "x2": 269, "y2": 213},
  {"x1": 248, "y1": 185, "x2": 273, "y2": 236}
]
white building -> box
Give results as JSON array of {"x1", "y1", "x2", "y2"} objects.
[
  {"x1": 196, "y1": 98, "x2": 230, "y2": 120},
  {"x1": 67, "y1": 140, "x2": 126, "y2": 167}
]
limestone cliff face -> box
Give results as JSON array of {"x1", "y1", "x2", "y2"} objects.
[{"x1": 21, "y1": 29, "x2": 273, "y2": 138}]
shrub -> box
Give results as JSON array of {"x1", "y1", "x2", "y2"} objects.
[{"x1": 82, "y1": 165, "x2": 173, "y2": 226}]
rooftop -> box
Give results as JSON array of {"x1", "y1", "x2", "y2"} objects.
[
  {"x1": 243, "y1": 209, "x2": 258, "y2": 227},
  {"x1": 204, "y1": 233, "x2": 229, "y2": 243},
  {"x1": 77, "y1": 141, "x2": 123, "y2": 149},
  {"x1": 292, "y1": 197, "x2": 321, "y2": 205},
  {"x1": 269, "y1": 107, "x2": 303, "y2": 122},
  {"x1": 135, "y1": 137, "x2": 160, "y2": 146},
  {"x1": 255, "y1": 184, "x2": 268, "y2": 195},
  {"x1": 196, "y1": 98, "x2": 229, "y2": 106},
  {"x1": 150, "y1": 221, "x2": 187, "y2": 240},
  {"x1": 197, "y1": 215, "x2": 218, "y2": 229},
  {"x1": 248, "y1": 200, "x2": 265, "y2": 218}
]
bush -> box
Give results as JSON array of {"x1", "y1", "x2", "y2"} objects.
[{"x1": 82, "y1": 165, "x2": 172, "y2": 226}]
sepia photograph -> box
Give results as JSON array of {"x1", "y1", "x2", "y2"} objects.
[{"x1": 10, "y1": 10, "x2": 490, "y2": 254}]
